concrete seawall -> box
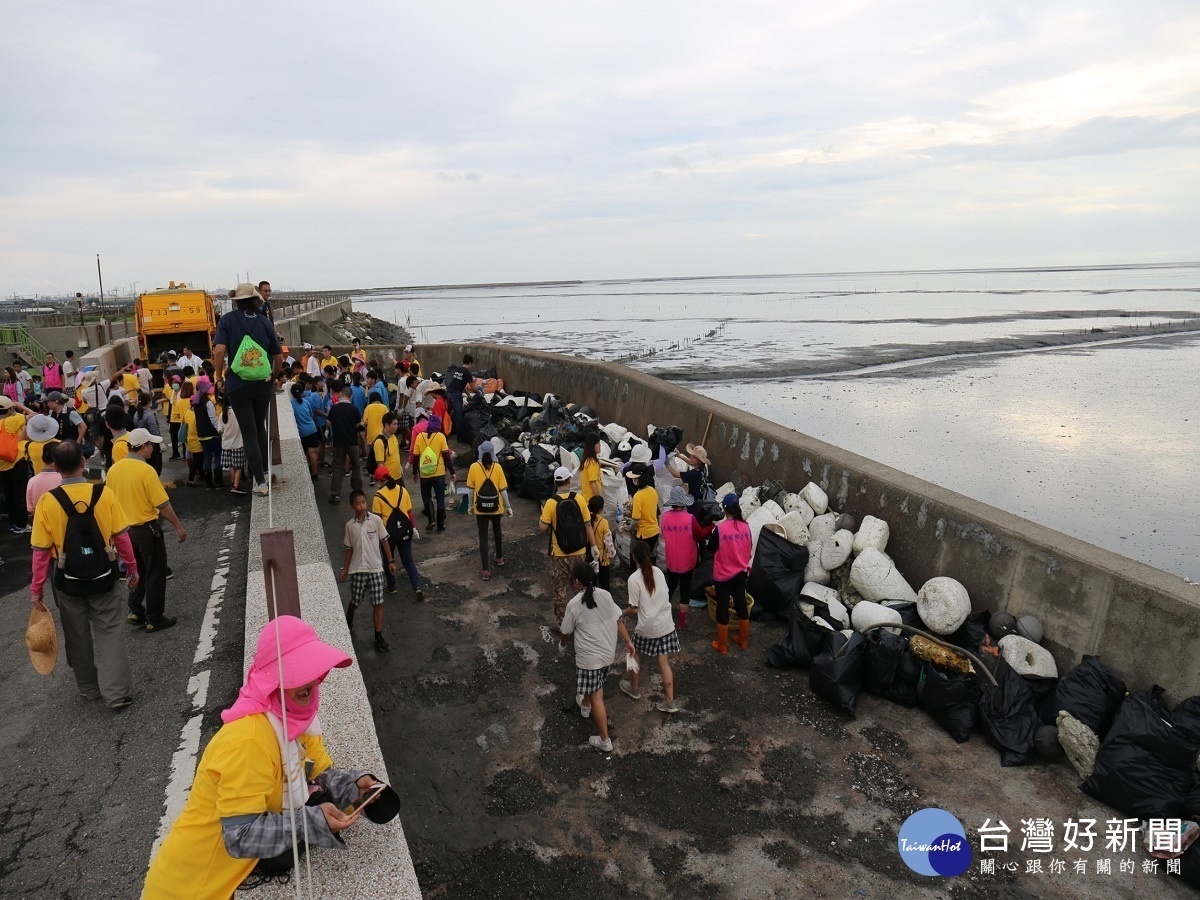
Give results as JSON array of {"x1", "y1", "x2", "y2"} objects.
[{"x1": 395, "y1": 342, "x2": 1200, "y2": 700}]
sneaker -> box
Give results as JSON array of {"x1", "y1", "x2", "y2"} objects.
[
  {"x1": 21, "y1": 525, "x2": 31, "y2": 534},
  {"x1": 588, "y1": 735, "x2": 613, "y2": 753},
  {"x1": 126, "y1": 612, "x2": 145, "y2": 627},
  {"x1": 385, "y1": 584, "x2": 398, "y2": 595},
  {"x1": 231, "y1": 486, "x2": 249, "y2": 496},
  {"x1": 310, "y1": 473, "x2": 319, "y2": 484},
  {"x1": 78, "y1": 689, "x2": 101, "y2": 702},
  {"x1": 580, "y1": 703, "x2": 592, "y2": 719},
  {"x1": 9, "y1": 525, "x2": 24, "y2": 535},
  {"x1": 145, "y1": 616, "x2": 177, "y2": 633},
  {"x1": 677, "y1": 608, "x2": 688, "y2": 630},
  {"x1": 165, "y1": 568, "x2": 175, "y2": 581},
  {"x1": 482, "y1": 570, "x2": 491, "y2": 581},
  {"x1": 655, "y1": 699, "x2": 680, "y2": 714},
  {"x1": 107, "y1": 697, "x2": 134, "y2": 710},
  {"x1": 436, "y1": 527, "x2": 445, "y2": 534},
  {"x1": 329, "y1": 494, "x2": 340, "y2": 504},
  {"x1": 619, "y1": 680, "x2": 641, "y2": 700},
  {"x1": 414, "y1": 589, "x2": 425, "y2": 602},
  {"x1": 374, "y1": 635, "x2": 391, "y2": 652},
  {"x1": 493, "y1": 556, "x2": 505, "y2": 568},
  {"x1": 253, "y1": 483, "x2": 269, "y2": 496}
]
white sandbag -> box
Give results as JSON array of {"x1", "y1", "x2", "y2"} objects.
[
  {"x1": 916, "y1": 577, "x2": 971, "y2": 636},
  {"x1": 799, "y1": 600, "x2": 815, "y2": 619},
  {"x1": 999, "y1": 635, "x2": 1059, "y2": 679},
  {"x1": 602, "y1": 422, "x2": 628, "y2": 443},
  {"x1": 851, "y1": 600, "x2": 903, "y2": 636},
  {"x1": 808, "y1": 513, "x2": 837, "y2": 543},
  {"x1": 740, "y1": 486, "x2": 762, "y2": 515},
  {"x1": 849, "y1": 549, "x2": 918, "y2": 603},
  {"x1": 777, "y1": 510, "x2": 810, "y2": 545},
  {"x1": 763, "y1": 522, "x2": 787, "y2": 539},
  {"x1": 760, "y1": 499, "x2": 784, "y2": 519},
  {"x1": 801, "y1": 582, "x2": 839, "y2": 606},
  {"x1": 781, "y1": 492, "x2": 814, "y2": 523},
  {"x1": 558, "y1": 446, "x2": 580, "y2": 475},
  {"x1": 804, "y1": 543, "x2": 831, "y2": 586},
  {"x1": 800, "y1": 482, "x2": 829, "y2": 516},
  {"x1": 714, "y1": 482, "x2": 735, "y2": 500},
  {"x1": 746, "y1": 505, "x2": 779, "y2": 555},
  {"x1": 826, "y1": 596, "x2": 850, "y2": 629},
  {"x1": 601, "y1": 471, "x2": 625, "y2": 520},
  {"x1": 853, "y1": 515, "x2": 890, "y2": 555},
  {"x1": 820, "y1": 529, "x2": 854, "y2": 570}
]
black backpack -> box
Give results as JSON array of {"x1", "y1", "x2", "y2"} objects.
[
  {"x1": 51, "y1": 484, "x2": 116, "y2": 596},
  {"x1": 377, "y1": 490, "x2": 414, "y2": 543},
  {"x1": 475, "y1": 465, "x2": 501, "y2": 514},
  {"x1": 551, "y1": 491, "x2": 588, "y2": 555}
]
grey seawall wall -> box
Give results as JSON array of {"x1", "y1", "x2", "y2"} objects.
[{"x1": 407, "y1": 342, "x2": 1200, "y2": 701}]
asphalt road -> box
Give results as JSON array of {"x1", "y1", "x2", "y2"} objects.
[{"x1": 0, "y1": 454, "x2": 250, "y2": 899}]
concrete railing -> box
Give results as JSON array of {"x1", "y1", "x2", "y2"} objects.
[
  {"x1": 403, "y1": 342, "x2": 1199, "y2": 700},
  {"x1": 273, "y1": 298, "x2": 354, "y2": 349},
  {"x1": 243, "y1": 400, "x2": 421, "y2": 899}
]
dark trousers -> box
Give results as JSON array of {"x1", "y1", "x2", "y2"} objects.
[
  {"x1": 666, "y1": 568, "x2": 693, "y2": 607},
  {"x1": 330, "y1": 445, "x2": 362, "y2": 495},
  {"x1": 476, "y1": 514, "x2": 503, "y2": 569},
  {"x1": 384, "y1": 537, "x2": 421, "y2": 592},
  {"x1": 201, "y1": 438, "x2": 222, "y2": 482},
  {"x1": 128, "y1": 520, "x2": 168, "y2": 623},
  {"x1": 0, "y1": 461, "x2": 29, "y2": 528},
  {"x1": 168, "y1": 422, "x2": 181, "y2": 458},
  {"x1": 597, "y1": 564, "x2": 611, "y2": 592},
  {"x1": 714, "y1": 571, "x2": 749, "y2": 625},
  {"x1": 420, "y1": 476, "x2": 446, "y2": 529},
  {"x1": 448, "y1": 391, "x2": 465, "y2": 437},
  {"x1": 229, "y1": 380, "x2": 271, "y2": 486},
  {"x1": 150, "y1": 442, "x2": 163, "y2": 475}
]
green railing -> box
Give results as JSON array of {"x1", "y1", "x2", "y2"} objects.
[{"x1": 0, "y1": 324, "x2": 51, "y2": 367}]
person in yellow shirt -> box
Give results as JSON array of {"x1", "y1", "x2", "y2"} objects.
[
  {"x1": 319, "y1": 344, "x2": 337, "y2": 374},
  {"x1": 363, "y1": 393, "x2": 389, "y2": 447},
  {"x1": 166, "y1": 377, "x2": 187, "y2": 460},
  {"x1": 106, "y1": 406, "x2": 132, "y2": 467},
  {"x1": 588, "y1": 495, "x2": 614, "y2": 591},
  {"x1": 30, "y1": 440, "x2": 138, "y2": 709},
  {"x1": 183, "y1": 400, "x2": 203, "y2": 487},
  {"x1": 19, "y1": 413, "x2": 59, "y2": 478},
  {"x1": 369, "y1": 413, "x2": 403, "y2": 482},
  {"x1": 631, "y1": 469, "x2": 661, "y2": 553},
  {"x1": 538, "y1": 467, "x2": 598, "y2": 625},
  {"x1": 579, "y1": 434, "x2": 604, "y2": 504},
  {"x1": 371, "y1": 465, "x2": 424, "y2": 600},
  {"x1": 143, "y1": 616, "x2": 395, "y2": 899},
  {"x1": 119, "y1": 365, "x2": 140, "y2": 401},
  {"x1": 106, "y1": 428, "x2": 187, "y2": 632},
  {"x1": 408, "y1": 415, "x2": 454, "y2": 533},
  {"x1": 466, "y1": 440, "x2": 512, "y2": 581},
  {"x1": 0, "y1": 396, "x2": 30, "y2": 532}
]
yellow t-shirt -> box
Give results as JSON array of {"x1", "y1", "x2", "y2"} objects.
[
  {"x1": 539, "y1": 491, "x2": 590, "y2": 557},
  {"x1": 111, "y1": 433, "x2": 131, "y2": 464},
  {"x1": 371, "y1": 483, "x2": 413, "y2": 523},
  {"x1": 413, "y1": 430, "x2": 448, "y2": 478},
  {"x1": 32, "y1": 479, "x2": 130, "y2": 555},
  {"x1": 632, "y1": 485, "x2": 661, "y2": 539},
  {"x1": 142, "y1": 713, "x2": 333, "y2": 900},
  {"x1": 19, "y1": 439, "x2": 53, "y2": 475},
  {"x1": 106, "y1": 456, "x2": 169, "y2": 526},
  {"x1": 183, "y1": 409, "x2": 201, "y2": 453},
  {"x1": 121, "y1": 372, "x2": 140, "y2": 396},
  {"x1": 320, "y1": 355, "x2": 336, "y2": 373},
  {"x1": 593, "y1": 514, "x2": 613, "y2": 566},
  {"x1": 466, "y1": 461, "x2": 508, "y2": 515},
  {"x1": 171, "y1": 397, "x2": 189, "y2": 425},
  {"x1": 363, "y1": 402, "x2": 388, "y2": 445},
  {"x1": 371, "y1": 433, "x2": 402, "y2": 481},
  {"x1": 160, "y1": 384, "x2": 175, "y2": 414},
  {"x1": 0, "y1": 413, "x2": 27, "y2": 472},
  {"x1": 580, "y1": 457, "x2": 602, "y2": 503}
]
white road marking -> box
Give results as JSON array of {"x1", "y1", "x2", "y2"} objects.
[{"x1": 149, "y1": 515, "x2": 239, "y2": 860}]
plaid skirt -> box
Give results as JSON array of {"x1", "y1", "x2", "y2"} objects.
[
  {"x1": 398, "y1": 412, "x2": 413, "y2": 430},
  {"x1": 633, "y1": 630, "x2": 681, "y2": 657},
  {"x1": 223, "y1": 446, "x2": 246, "y2": 470},
  {"x1": 576, "y1": 665, "x2": 610, "y2": 698},
  {"x1": 350, "y1": 571, "x2": 386, "y2": 606}
]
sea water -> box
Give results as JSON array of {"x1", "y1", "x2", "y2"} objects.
[{"x1": 353, "y1": 264, "x2": 1200, "y2": 581}]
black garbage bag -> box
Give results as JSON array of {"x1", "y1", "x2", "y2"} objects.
[
  {"x1": 747, "y1": 530, "x2": 809, "y2": 618},
  {"x1": 1036, "y1": 655, "x2": 1126, "y2": 737},
  {"x1": 463, "y1": 405, "x2": 497, "y2": 446},
  {"x1": 693, "y1": 500, "x2": 724, "y2": 528},
  {"x1": 647, "y1": 425, "x2": 683, "y2": 456},
  {"x1": 498, "y1": 449, "x2": 525, "y2": 489},
  {"x1": 499, "y1": 419, "x2": 524, "y2": 442},
  {"x1": 978, "y1": 660, "x2": 1040, "y2": 767},
  {"x1": 810, "y1": 630, "x2": 866, "y2": 716},
  {"x1": 764, "y1": 600, "x2": 815, "y2": 669},
  {"x1": 1082, "y1": 687, "x2": 1200, "y2": 821},
  {"x1": 688, "y1": 555, "x2": 716, "y2": 602},
  {"x1": 757, "y1": 479, "x2": 786, "y2": 505},
  {"x1": 882, "y1": 601, "x2": 923, "y2": 631},
  {"x1": 946, "y1": 610, "x2": 990, "y2": 655},
  {"x1": 1174, "y1": 841, "x2": 1200, "y2": 889},
  {"x1": 863, "y1": 629, "x2": 920, "y2": 708},
  {"x1": 1022, "y1": 675, "x2": 1058, "y2": 708},
  {"x1": 924, "y1": 665, "x2": 980, "y2": 744},
  {"x1": 519, "y1": 445, "x2": 558, "y2": 503},
  {"x1": 797, "y1": 599, "x2": 844, "y2": 657}
]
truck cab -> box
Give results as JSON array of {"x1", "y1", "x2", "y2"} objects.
[{"x1": 136, "y1": 281, "x2": 217, "y2": 386}]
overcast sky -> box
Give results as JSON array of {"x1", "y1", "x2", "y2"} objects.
[{"x1": 2, "y1": 1, "x2": 1198, "y2": 296}]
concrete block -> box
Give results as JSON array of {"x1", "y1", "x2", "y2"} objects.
[{"x1": 917, "y1": 577, "x2": 972, "y2": 635}]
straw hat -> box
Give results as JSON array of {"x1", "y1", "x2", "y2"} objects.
[
  {"x1": 685, "y1": 443, "x2": 710, "y2": 465},
  {"x1": 26, "y1": 607, "x2": 57, "y2": 675},
  {"x1": 424, "y1": 383, "x2": 446, "y2": 394}
]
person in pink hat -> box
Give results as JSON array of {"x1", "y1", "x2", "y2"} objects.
[{"x1": 144, "y1": 616, "x2": 393, "y2": 898}]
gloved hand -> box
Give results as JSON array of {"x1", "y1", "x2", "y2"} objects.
[
  {"x1": 506, "y1": 508, "x2": 513, "y2": 518},
  {"x1": 590, "y1": 546, "x2": 599, "y2": 562},
  {"x1": 590, "y1": 558, "x2": 600, "y2": 574},
  {"x1": 413, "y1": 529, "x2": 421, "y2": 541}
]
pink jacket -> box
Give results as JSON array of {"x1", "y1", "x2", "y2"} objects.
[
  {"x1": 712, "y1": 518, "x2": 753, "y2": 582},
  {"x1": 661, "y1": 508, "x2": 704, "y2": 574}
]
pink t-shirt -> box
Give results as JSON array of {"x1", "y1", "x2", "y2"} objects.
[
  {"x1": 712, "y1": 518, "x2": 753, "y2": 582},
  {"x1": 26, "y1": 469, "x2": 63, "y2": 514},
  {"x1": 661, "y1": 508, "x2": 702, "y2": 574}
]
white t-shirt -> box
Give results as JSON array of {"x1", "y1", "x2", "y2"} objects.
[
  {"x1": 305, "y1": 356, "x2": 322, "y2": 378},
  {"x1": 136, "y1": 368, "x2": 152, "y2": 394},
  {"x1": 218, "y1": 410, "x2": 244, "y2": 449},
  {"x1": 627, "y1": 566, "x2": 674, "y2": 639},
  {"x1": 62, "y1": 359, "x2": 76, "y2": 386},
  {"x1": 561, "y1": 588, "x2": 621, "y2": 671},
  {"x1": 343, "y1": 513, "x2": 387, "y2": 575}
]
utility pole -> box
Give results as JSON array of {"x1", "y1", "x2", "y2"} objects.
[{"x1": 96, "y1": 254, "x2": 105, "y2": 320}]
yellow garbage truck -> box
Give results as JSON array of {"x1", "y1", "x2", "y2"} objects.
[{"x1": 136, "y1": 281, "x2": 218, "y2": 384}]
